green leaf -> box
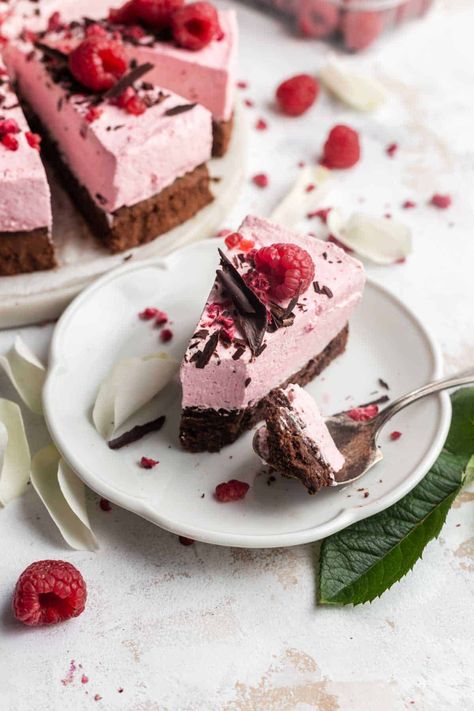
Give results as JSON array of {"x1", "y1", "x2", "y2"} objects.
[{"x1": 318, "y1": 387, "x2": 474, "y2": 606}]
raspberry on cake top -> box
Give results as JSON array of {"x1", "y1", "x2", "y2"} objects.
[{"x1": 180, "y1": 215, "x2": 365, "y2": 452}]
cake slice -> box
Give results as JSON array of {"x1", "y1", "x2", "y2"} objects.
[
  {"x1": 253, "y1": 384, "x2": 345, "y2": 494},
  {"x1": 6, "y1": 35, "x2": 213, "y2": 253},
  {"x1": 0, "y1": 58, "x2": 54, "y2": 275},
  {"x1": 179, "y1": 215, "x2": 365, "y2": 452}
]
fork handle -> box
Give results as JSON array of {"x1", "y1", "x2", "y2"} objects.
[{"x1": 375, "y1": 368, "x2": 474, "y2": 432}]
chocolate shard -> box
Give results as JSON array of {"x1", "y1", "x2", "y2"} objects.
[
  {"x1": 192, "y1": 329, "x2": 209, "y2": 340},
  {"x1": 108, "y1": 415, "x2": 166, "y2": 450},
  {"x1": 216, "y1": 249, "x2": 267, "y2": 356},
  {"x1": 267, "y1": 293, "x2": 299, "y2": 332},
  {"x1": 195, "y1": 331, "x2": 219, "y2": 369},
  {"x1": 313, "y1": 281, "x2": 333, "y2": 298},
  {"x1": 102, "y1": 62, "x2": 155, "y2": 101},
  {"x1": 164, "y1": 103, "x2": 197, "y2": 117}
]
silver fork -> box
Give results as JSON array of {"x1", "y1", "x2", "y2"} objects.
[{"x1": 326, "y1": 369, "x2": 474, "y2": 485}]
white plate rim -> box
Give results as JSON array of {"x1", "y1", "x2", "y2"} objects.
[{"x1": 43, "y1": 241, "x2": 452, "y2": 548}]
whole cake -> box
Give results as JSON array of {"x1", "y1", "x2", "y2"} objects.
[
  {"x1": 179, "y1": 215, "x2": 365, "y2": 452},
  {"x1": 253, "y1": 384, "x2": 345, "y2": 494},
  {"x1": 0, "y1": 58, "x2": 54, "y2": 275}
]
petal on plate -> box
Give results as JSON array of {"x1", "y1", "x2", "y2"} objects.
[
  {"x1": 92, "y1": 353, "x2": 178, "y2": 439},
  {"x1": 327, "y1": 211, "x2": 412, "y2": 265},
  {"x1": 0, "y1": 398, "x2": 31, "y2": 506},
  {"x1": 320, "y1": 60, "x2": 387, "y2": 112},
  {"x1": 270, "y1": 165, "x2": 332, "y2": 229},
  {"x1": 0, "y1": 336, "x2": 46, "y2": 414},
  {"x1": 31, "y1": 445, "x2": 98, "y2": 551}
]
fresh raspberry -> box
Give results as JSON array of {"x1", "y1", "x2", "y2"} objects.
[
  {"x1": 215, "y1": 479, "x2": 249, "y2": 502},
  {"x1": 0, "y1": 118, "x2": 20, "y2": 135},
  {"x1": 134, "y1": 0, "x2": 184, "y2": 30},
  {"x1": 1, "y1": 133, "x2": 19, "y2": 151},
  {"x1": 171, "y1": 2, "x2": 221, "y2": 51},
  {"x1": 140, "y1": 456, "x2": 158, "y2": 468},
  {"x1": 390, "y1": 431, "x2": 402, "y2": 441},
  {"x1": 341, "y1": 11, "x2": 384, "y2": 51},
  {"x1": 276, "y1": 74, "x2": 319, "y2": 117},
  {"x1": 160, "y1": 328, "x2": 173, "y2": 342},
  {"x1": 430, "y1": 193, "x2": 452, "y2": 209},
  {"x1": 25, "y1": 131, "x2": 42, "y2": 150},
  {"x1": 252, "y1": 173, "x2": 269, "y2": 189},
  {"x1": 109, "y1": 0, "x2": 138, "y2": 24},
  {"x1": 253, "y1": 242, "x2": 315, "y2": 302},
  {"x1": 85, "y1": 106, "x2": 103, "y2": 123},
  {"x1": 322, "y1": 124, "x2": 360, "y2": 169},
  {"x1": 69, "y1": 37, "x2": 128, "y2": 92},
  {"x1": 12, "y1": 560, "x2": 87, "y2": 626},
  {"x1": 347, "y1": 404, "x2": 379, "y2": 421},
  {"x1": 297, "y1": 0, "x2": 339, "y2": 39}
]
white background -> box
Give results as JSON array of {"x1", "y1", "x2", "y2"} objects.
[{"x1": 1, "y1": 1, "x2": 473, "y2": 709}]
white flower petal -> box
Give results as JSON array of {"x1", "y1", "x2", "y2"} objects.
[
  {"x1": 320, "y1": 60, "x2": 387, "y2": 112},
  {"x1": 329, "y1": 211, "x2": 412, "y2": 265},
  {"x1": 270, "y1": 165, "x2": 332, "y2": 229},
  {"x1": 0, "y1": 398, "x2": 31, "y2": 506},
  {"x1": 31, "y1": 445, "x2": 98, "y2": 551},
  {"x1": 0, "y1": 336, "x2": 46, "y2": 414},
  {"x1": 93, "y1": 352, "x2": 178, "y2": 439}
]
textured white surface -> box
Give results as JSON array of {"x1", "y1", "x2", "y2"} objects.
[{"x1": 0, "y1": 1, "x2": 473, "y2": 709}]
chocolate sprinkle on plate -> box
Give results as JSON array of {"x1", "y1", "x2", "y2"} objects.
[
  {"x1": 164, "y1": 103, "x2": 197, "y2": 117},
  {"x1": 378, "y1": 378, "x2": 390, "y2": 390},
  {"x1": 195, "y1": 331, "x2": 219, "y2": 368},
  {"x1": 108, "y1": 415, "x2": 166, "y2": 450}
]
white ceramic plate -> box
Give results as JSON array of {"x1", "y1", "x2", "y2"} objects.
[
  {"x1": 0, "y1": 105, "x2": 245, "y2": 329},
  {"x1": 43, "y1": 239, "x2": 451, "y2": 548}
]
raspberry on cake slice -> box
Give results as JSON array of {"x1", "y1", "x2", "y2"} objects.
[
  {"x1": 253, "y1": 384, "x2": 345, "y2": 495},
  {"x1": 0, "y1": 58, "x2": 54, "y2": 276},
  {"x1": 179, "y1": 215, "x2": 365, "y2": 453},
  {"x1": 5, "y1": 34, "x2": 213, "y2": 254}
]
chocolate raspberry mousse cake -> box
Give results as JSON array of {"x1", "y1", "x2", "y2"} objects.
[
  {"x1": 0, "y1": 59, "x2": 54, "y2": 275},
  {"x1": 253, "y1": 384, "x2": 345, "y2": 495},
  {"x1": 179, "y1": 215, "x2": 365, "y2": 452},
  {"x1": 6, "y1": 30, "x2": 213, "y2": 253}
]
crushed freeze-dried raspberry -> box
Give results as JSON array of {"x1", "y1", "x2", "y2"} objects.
[
  {"x1": 390, "y1": 431, "x2": 402, "y2": 441},
  {"x1": 244, "y1": 98, "x2": 254, "y2": 108},
  {"x1": 347, "y1": 404, "x2": 379, "y2": 421},
  {"x1": 25, "y1": 131, "x2": 41, "y2": 150},
  {"x1": 237, "y1": 80, "x2": 248, "y2": 89},
  {"x1": 69, "y1": 37, "x2": 128, "y2": 92},
  {"x1": 402, "y1": 200, "x2": 416, "y2": 209},
  {"x1": 85, "y1": 106, "x2": 103, "y2": 123},
  {"x1": 154, "y1": 309, "x2": 168, "y2": 326},
  {"x1": 255, "y1": 118, "x2": 267, "y2": 130},
  {"x1": 224, "y1": 232, "x2": 241, "y2": 249},
  {"x1": 171, "y1": 2, "x2": 221, "y2": 51},
  {"x1": 252, "y1": 173, "x2": 269, "y2": 188},
  {"x1": 239, "y1": 237, "x2": 255, "y2": 252},
  {"x1": 85, "y1": 23, "x2": 109, "y2": 38},
  {"x1": 81, "y1": 675, "x2": 89, "y2": 684},
  {"x1": 307, "y1": 207, "x2": 331, "y2": 223},
  {"x1": 254, "y1": 242, "x2": 315, "y2": 301},
  {"x1": 321, "y1": 124, "x2": 360, "y2": 169},
  {"x1": 99, "y1": 498, "x2": 112, "y2": 511},
  {"x1": 94, "y1": 694, "x2": 102, "y2": 702},
  {"x1": 12, "y1": 560, "x2": 87, "y2": 626},
  {"x1": 386, "y1": 142, "x2": 398, "y2": 158},
  {"x1": 47, "y1": 11, "x2": 62, "y2": 32},
  {"x1": 160, "y1": 328, "x2": 173, "y2": 342},
  {"x1": 276, "y1": 74, "x2": 319, "y2": 116},
  {"x1": 179, "y1": 536, "x2": 195, "y2": 545},
  {"x1": 306, "y1": 184, "x2": 315, "y2": 193},
  {"x1": 430, "y1": 193, "x2": 452, "y2": 209},
  {"x1": 1, "y1": 133, "x2": 19, "y2": 151},
  {"x1": 140, "y1": 456, "x2": 158, "y2": 468},
  {"x1": 0, "y1": 118, "x2": 20, "y2": 135},
  {"x1": 139, "y1": 306, "x2": 158, "y2": 320},
  {"x1": 215, "y1": 479, "x2": 249, "y2": 502}
]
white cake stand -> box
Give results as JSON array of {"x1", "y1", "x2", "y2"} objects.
[{"x1": 0, "y1": 105, "x2": 246, "y2": 329}]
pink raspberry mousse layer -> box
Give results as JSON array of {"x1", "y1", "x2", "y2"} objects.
[
  {"x1": 255, "y1": 384, "x2": 345, "y2": 478},
  {"x1": 180, "y1": 215, "x2": 365, "y2": 412},
  {"x1": 0, "y1": 59, "x2": 51, "y2": 233},
  {"x1": 122, "y1": 9, "x2": 238, "y2": 122},
  {"x1": 6, "y1": 44, "x2": 212, "y2": 213}
]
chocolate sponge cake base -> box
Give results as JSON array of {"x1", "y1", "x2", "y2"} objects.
[
  {"x1": 0, "y1": 227, "x2": 56, "y2": 276},
  {"x1": 180, "y1": 324, "x2": 349, "y2": 453},
  {"x1": 212, "y1": 114, "x2": 233, "y2": 157},
  {"x1": 261, "y1": 390, "x2": 335, "y2": 495}
]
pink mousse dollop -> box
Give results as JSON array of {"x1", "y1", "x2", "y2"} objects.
[{"x1": 180, "y1": 215, "x2": 365, "y2": 412}]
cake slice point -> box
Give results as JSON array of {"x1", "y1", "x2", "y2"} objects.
[{"x1": 253, "y1": 384, "x2": 345, "y2": 494}]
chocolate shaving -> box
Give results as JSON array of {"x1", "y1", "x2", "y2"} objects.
[
  {"x1": 192, "y1": 329, "x2": 209, "y2": 340},
  {"x1": 164, "y1": 103, "x2": 197, "y2": 116},
  {"x1": 313, "y1": 281, "x2": 333, "y2": 298},
  {"x1": 267, "y1": 293, "x2": 299, "y2": 332},
  {"x1": 358, "y1": 395, "x2": 390, "y2": 408},
  {"x1": 102, "y1": 62, "x2": 154, "y2": 101},
  {"x1": 254, "y1": 343, "x2": 267, "y2": 357},
  {"x1": 195, "y1": 331, "x2": 219, "y2": 369},
  {"x1": 108, "y1": 415, "x2": 165, "y2": 450},
  {"x1": 232, "y1": 346, "x2": 245, "y2": 361},
  {"x1": 378, "y1": 378, "x2": 390, "y2": 390},
  {"x1": 245, "y1": 377, "x2": 251, "y2": 387},
  {"x1": 34, "y1": 42, "x2": 68, "y2": 62},
  {"x1": 216, "y1": 249, "x2": 267, "y2": 355}
]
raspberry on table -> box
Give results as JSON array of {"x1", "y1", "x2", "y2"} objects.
[
  {"x1": 276, "y1": 74, "x2": 319, "y2": 117},
  {"x1": 12, "y1": 560, "x2": 87, "y2": 626},
  {"x1": 69, "y1": 37, "x2": 128, "y2": 92},
  {"x1": 215, "y1": 479, "x2": 250, "y2": 502},
  {"x1": 341, "y1": 10, "x2": 384, "y2": 52},
  {"x1": 321, "y1": 124, "x2": 360, "y2": 169},
  {"x1": 253, "y1": 242, "x2": 315, "y2": 302},
  {"x1": 171, "y1": 2, "x2": 221, "y2": 51}
]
